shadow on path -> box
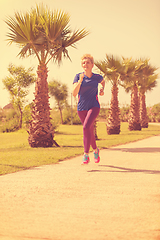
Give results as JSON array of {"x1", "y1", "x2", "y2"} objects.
[
  {"x1": 108, "y1": 147, "x2": 160, "y2": 153},
  {"x1": 88, "y1": 165, "x2": 160, "y2": 174}
]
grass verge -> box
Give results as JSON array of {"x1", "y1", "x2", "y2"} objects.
[{"x1": 0, "y1": 122, "x2": 160, "y2": 175}]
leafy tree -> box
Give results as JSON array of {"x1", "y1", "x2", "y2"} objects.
[
  {"x1": 2, "y1": 64, "x2": 36, "y2": 129},
  {"x1": 48, "y1": 80, "x2": 68, "y2": 124},
  {"x1": 5, "y1": 4, "x2": 89, "y2": 147},
  {"x1": 95, "y1": 55, "x2": 124, "y2": 134},
  {"x1": 138, "y1": 60, "x2": 158, "y2": 128}
]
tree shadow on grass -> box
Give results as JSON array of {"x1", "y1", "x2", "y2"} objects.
[
  {"x1": 0, "y1": 164, "x2": 31, "y2": 175},
  {"x1": 55, "y1": 131, "x2": 82, "y2": 136},
  {"x1": 88, "y1": 165, "x2": 160, "y2": 174}
]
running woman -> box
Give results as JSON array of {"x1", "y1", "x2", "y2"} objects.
[{"x1": 73, "y1": 54, "x2": 105, "y2": 164}]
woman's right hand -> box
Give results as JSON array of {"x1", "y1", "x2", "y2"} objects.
[
  {"x1": 79, "y1": 73, "x2": 84, "y2": 83},
  {"x1": 73, "y1": 73, "x2": 84, "y2": 97}
]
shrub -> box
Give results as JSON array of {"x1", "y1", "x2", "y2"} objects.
[
  {"x1": 98, "y1": 108, "x2": 107, "y2": 120},
  {"x1": 0, "y1": 108, "x2": 3, "y2": 121},
  {"x1": 120, "y1": 105, "x2": 130, "y2": 122},
  {"x1": 147, "y1": 103, "x2": 160, "y2": 122},
  {"x1": 23, "y1": 104, "x2": 32, "y2": 129},
  {"x1": 50, "y1": 108, "x2": 60, "y2": 131},
  {"x1": 63, "y1": 106, "x2": 81, "y2": 125},
  {"x1": 0, "y1": 109, "x2": 19, "y2": 132}
]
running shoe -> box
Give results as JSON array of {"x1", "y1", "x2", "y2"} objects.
[
  {"x1": 94, "y1": 148, "x2": 100, "y2": 163},
  {"x1": 81, "y1": 154, "x2": 90, "y2": 165}
]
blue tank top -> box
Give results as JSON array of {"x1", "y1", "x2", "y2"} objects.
[{"x1": 73, "y1": 73, "x2": 103, "y2": 111}]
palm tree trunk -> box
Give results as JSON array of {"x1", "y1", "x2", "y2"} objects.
[
  {"x1": 28, "y1": 63, "x2": 55, "y2": 147},
  {"x1": 106, "y1": 83, "x2": 120, "y2": 134},
  {"x1": 139, "y1": 92, "x2": 148, "y2": 128},
  {"x1": 128, "y1": 83, "x2": 141, "y2": 131}
]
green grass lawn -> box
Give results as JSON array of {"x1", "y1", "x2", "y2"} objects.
[{"x1": 0, "y1": 122, "x2": 160, "y2": 175}]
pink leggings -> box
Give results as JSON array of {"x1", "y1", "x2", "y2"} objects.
[{"x1": 78, "y1": 107, "x2": 100, "y2": 153}]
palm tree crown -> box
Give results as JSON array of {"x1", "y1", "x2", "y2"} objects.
[
  {"x1": 5, "y1": 4, "x2": 89, "y2": 65},
  {"x1": 138, "y1": 60, "x2": 158, "y2": 94}
]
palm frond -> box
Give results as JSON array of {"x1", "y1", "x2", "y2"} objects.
[
  {"x1": 5, "y1": 4, "x2": 89, "y2": 65},
  {"x1": 40, "y1": 8, "x2": 71, "y2": 42},
  {"x1": 95, "y1": 55, "x2": 123, "y2": 84},
  {"x1": 63, "y1": 28, "x2": 90, "y2": 48},
  {"x1": 94, "y1": 61, "x2": 106, "y2": 75}
]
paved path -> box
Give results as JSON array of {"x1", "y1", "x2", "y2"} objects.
[{"x1": 0, "y1": 135, "x2": 160, "y2": 240}]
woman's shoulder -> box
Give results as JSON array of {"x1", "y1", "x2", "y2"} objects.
[
  {"x1": 75, "y1": 72, "x2": 83, "y2": 78},
  {"x1": 93, "y1": 73, "x2": 102, "y2": 77},
  {"x1": 92, "y1": 73, "x2": 103, "y2": 80}
]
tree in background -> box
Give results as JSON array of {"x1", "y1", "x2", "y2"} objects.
[
  {"x1": 95, "y1": 55, "x2": 124, "y2": 134},
  {"x1": 2, "y1": 64, "x2": 36, "y2": 129},
  {"x1": 138, "y1": 60, "x2": 158, "y2": 128},
  {"x1": 5, "y1": 4, "x2": 89, "y2": 147},
  {"x1": 48, "y1": 80, "x2": 68, "y2": 124},
  {"x1": 120, "y1": 59, "x2": 144, "y2": 131},
  {"x1": 148, "y1": 103, "x2": 160, "y2": 123}
]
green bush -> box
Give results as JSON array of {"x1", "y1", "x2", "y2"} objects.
[
  {"x1": 0, "y1": 108, "x2": 3, "y2": 121},
  {"x1": 0, "y1": 109, "x2": 19, "y2": 132},
  {"x1": 22, "y1": 104, "x2": 32, "y2": 129},
  {"x1": 120, "y1": 105, "x2": 130, "y2": 122},
  {"x1": 63, "y1": 106, "x2": 81, "y2": 125},
  {"x1": 50, "y1": 105, "x2": 81, "y2": 125},
  {"x1": 98, "y1": 108, "x2": 108, "y2": 120},
  {"x1": 147, "y1": 103, "x2": 160, "y2": 122},
  {"x1": 49, "y1": 108, "x2": 60, "y2": 131}
]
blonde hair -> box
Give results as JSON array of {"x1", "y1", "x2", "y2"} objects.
[{"x1": 81, "y1": 54, "x2": 94, "y2": 64}]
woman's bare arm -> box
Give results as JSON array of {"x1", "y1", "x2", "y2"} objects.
[{"x1": 73, "y1": 73, "x2": 84, "y2": 97}]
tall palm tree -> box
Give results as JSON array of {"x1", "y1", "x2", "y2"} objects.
[
  {"x1": 138, "y1": 60, "x2": 158, "y2": 128},
  {"x1": 95, "y1": 55, "x2": 123, "y2": 134},
  {"x1": 120, "y1": 59, "x2": 144, "y2": 131},
  {"x1": 5, "y1": 4, "x2": 89, "y2": 147}
]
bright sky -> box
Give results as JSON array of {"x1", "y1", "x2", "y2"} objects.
[{"x1": 0, "y1": 0, "x2": 160, "y2": 108}]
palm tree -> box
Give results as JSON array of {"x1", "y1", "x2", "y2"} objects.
[
  {"x1": 120, "y1": 58, "x2": 144, "y2": 131},
  {"x1": 138, "y1": 60, "x2": 158, "y2": 128},
  {"x1": 5, "y1": 4, "x2": 89, "y2": 147},
  {"x1": 95, "y1": 55, "x2": 123, "y2": 134}
]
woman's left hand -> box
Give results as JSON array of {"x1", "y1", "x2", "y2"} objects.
[{"x1": 99, "y1": 88, "x2": 104, "y2": 96}]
